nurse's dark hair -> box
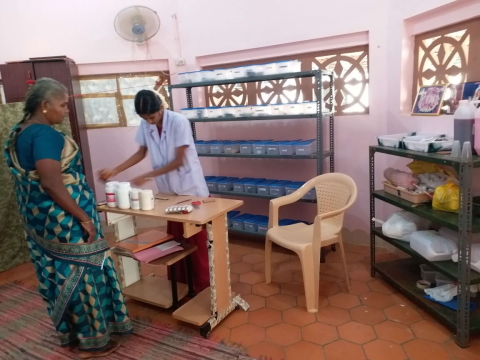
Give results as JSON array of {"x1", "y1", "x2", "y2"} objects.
[
  {"x1": 19, "y1": 78, "x2": 68, "y2": 125},
  {"x1": 135, "y1": 90, "x2": 162, "y2": 115}
]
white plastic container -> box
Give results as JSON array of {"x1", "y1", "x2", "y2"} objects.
[
  {"x1": 206, "y1": 107, "x2": 223, "y2": 118},
  {"x1": 200, "y1": 70, "x2": 215, "y2": 82},
  {"x1": 235, "y1": 105, "x2": 255, "y2": 117},
  {"x1": 178, "y1": 72, "x2": 191, "y2": 84},
  {"x1": 285, "y1": 103, "x2": 303, "y2": 115},
  {"x1": 140, "y1": 189, "x2": 155, "y2": 211},
  {"x1": 231, "y1": 67, "x2": 247, "y2": 79},
  {"x1": 420, "y1": 264, "x2": 437, "y2": 284},
  {"x1": 276, "y1": 60, "x2": 301, "y2": 74},
  {"x1": 244, "y1": 64, "x2": 264, "y2": 77},
  {"x1": 189, "y1": 71, "x2": 203, "y2": 83},
  {"x1": 105, "y1": 182, "x2": 119, "y2": 208},
  {"x1": 410, "y1": 230, "x2": 458, "y2": 261},
  {"x1": 117, "y1": 182, "x2": 131, "y2": 210},
  {"x1": 181, "y1": 108, "x2": 204, "y2": 119},
  {"x1": 452, "y1": 243, "x2": 480, "y2": 274},
  {"x1": 263, "y1": 63, "x2": 277, "y2": 75},
  {"x1": 222, "y1": 107, "x2": 237, "y2": 118},
  {"x1": 213, "y1": 69, "x2": 233, "y2": 81},
  {"x1": 377, "y1": 133, "x2": 412, "y2": 148},
  {"x1": 435, "y1": 273, "x2": 454, "y2": 287},
  {"x1": 302, "y1": 101, "x2": 317, "y2": 115},
  {"x1": 271, "y1": 104, "x2": 288, "y2": 115},
  {"x1": 253, "y1": 105, "x2": 272, "y2": 116},
  {"x1": 403, "y1": 134, "x2": 453, "y2": 153},
  {"x1": 130, "y1": 189, "x2": 140, "y2": 210}
]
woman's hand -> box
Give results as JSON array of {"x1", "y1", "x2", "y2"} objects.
[
  {"x1": 99, "y1": 168, "x2": 118, "y2": 182},
  {"x1": 80, "y1": 221, "x2": 97, "y2": 243},
  {"x1": 132, "y1": 175, "x2": 150, "y2": 187}
]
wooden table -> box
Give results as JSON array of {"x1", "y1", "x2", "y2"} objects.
[{"x1": 98, "y1": 195, "x2": 249, "y2": 338}]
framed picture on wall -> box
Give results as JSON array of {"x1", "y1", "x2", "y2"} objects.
[
  {"x1": 442, "y1": 83, "x2": 464, "y2": 114},
  {"x1": 412, "y1": 85, "x2": 446, "y2": 116},
  {"x1": 462, "y1": 81, "x2": 480, "y2": 108}
]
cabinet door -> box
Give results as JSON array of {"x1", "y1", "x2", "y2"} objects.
[{"x1": 0, "y1": 62, "x2": 34, "y2": 103}]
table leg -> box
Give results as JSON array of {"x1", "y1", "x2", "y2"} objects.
[
  {"x1": 186, "y1": 255, "x2": 196, "y2": 298},
  {"x1": 170, "y1": 265, "x2": 179, "y2": 310},
  {"x1": 200, "y1": 214, "x2": 249, "y2": 338}
]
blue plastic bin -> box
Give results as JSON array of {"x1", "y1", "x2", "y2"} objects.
[
  {"x1": 294, "y1": 139, "x2": 317, "y2": 156},
  {"x1": 279, "y1": 219, "x2": 297, "y2": 226},
  {"x1": 244, "y1": 179, "x2": 266, "y2": 194},
  {"x1": 279, "y1": 141, "x2": 297, "y2": 155},
  {"x1": 232, "y1": 214, "x2": 256, "y2": 230},
  {"x1": 266, "y1": 141, "x2": 283, "y2": 155},
  {"x1": 244, "y1": 215, "x2": 268, "y2": 233},
  {"x1": 285, "y1": 182, "x2": 316, "y2": 200},
  {"x1": 257, "y1": 218, "x2": 269, "y2": 234},
  {"x1": 224, "y1": 141, "x2": 241, "y2": 154},
  {"x1": 217, "y1": 177, "x2": 239, "y2": 192},
  {"x1": 227, "y1": 211, "x2": 241, "y2": 227},
  {"x1": 195, "y1": 140, "x2": 212, "y2": 154},
  {"x1": 253, "y1": 141, "x2": 272, "y2": 155},
  {"x1": 233, "y1": 178, "x2": 255, "y2": 192},
  {"x1": 256, "y1": 179, "x2": 277, "y2": 194},
  {"x1": 206, "y1": 176, "x2": 227, "y2": 191},
  {"x1": 240, "y1": 141, "x2": 256, "y2": 154},
  {"x1": 269, "y1": 180, "x2": 292, "y2": 197}
]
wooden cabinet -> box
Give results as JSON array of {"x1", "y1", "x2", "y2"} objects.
[{"x1": 0, "y1": 57, "x2": 94, "y2": 187}]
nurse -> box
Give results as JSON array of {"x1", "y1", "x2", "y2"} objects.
[{"x1": 100, "y1": 90, "x2": 210, "y2": 292}]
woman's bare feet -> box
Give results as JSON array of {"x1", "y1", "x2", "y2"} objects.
[{"x1": 78, "y1": 341, "x2": 120, "y2": 359}]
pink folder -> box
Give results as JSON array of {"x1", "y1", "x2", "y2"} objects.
[{"x1": 132, "y1": 243, "x2": 184, "y2": 263}]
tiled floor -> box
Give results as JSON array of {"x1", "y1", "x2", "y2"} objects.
[{"x1": 2, "y1": 236, "x2": 480, "y2": 360}]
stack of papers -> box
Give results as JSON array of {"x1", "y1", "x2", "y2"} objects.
[{"x1": 132, "y1": 241, "x2": 183, "y2": 263}]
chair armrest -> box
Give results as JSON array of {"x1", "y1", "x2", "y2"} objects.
[{"x1": 268, "y1": 187, "x2": 310, "y2": 229}]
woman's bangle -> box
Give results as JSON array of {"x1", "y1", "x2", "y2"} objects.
[{"x1": 80, "y1": 219, "x2": 93, "y2": 224}]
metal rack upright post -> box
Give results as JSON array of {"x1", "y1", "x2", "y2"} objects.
[
  {"x1": 169, "y1": 70, "x2": 335, "y2": 239},
  {"x1": 369, "y1": 145, "x2": 480, "y2": 347}
]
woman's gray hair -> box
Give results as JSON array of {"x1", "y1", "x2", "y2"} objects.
[{"x1": 21, "y1": 78, "x2": 68, "y2": 124}]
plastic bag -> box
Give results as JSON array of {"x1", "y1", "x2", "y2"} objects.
[
  {"x1": 407, "y1": 161, "x2": 458, "y2": 179},
  {"x1": 381, "y1": 211, "x2": 430, "y2": 241},
  {"x1": 425, "y1": 284, "x2": 457, "y2": 302},
  {"x1": 410, "y1": 230, "x2": 457, "y2": 261},
  {"x1": 432, "y1": 182, "x2": 459, "y2": 213}
]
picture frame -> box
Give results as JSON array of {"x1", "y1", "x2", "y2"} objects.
[
  {"x1": 411, "y1": 85, "x2": 446, "y2": 116},
  {"x1": 442, "y1": 83, "x2": 464, "y2": 114},
  {"x1": 462, "y1": 81, "x2": 480, "y2": 108}
]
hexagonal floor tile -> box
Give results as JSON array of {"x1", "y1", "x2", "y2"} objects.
[
  {"x1": 279, "y1": 260, "x2": 302, "y2": 273},
  {"x1": 328, "y1": 292, "x2": 361, "y2": 309},
  {"x1": 229, "y1": 252, "x2": 244, "y2": 264},
  {"x1": 443, "y1": 338, "x2": 480, "y2": 360},
  {"x1": 410, "y1": 320, "x2": 452, "y2": 343},
  {"x1": 239, "y1": 271, "x2": 265, "y2": 285},
  {"x1": 266, "y1": 323, "x2": 302, "y2": 346},
  {"x1": 324, "y1": 339, "x2": 367, "y2": 360},
  {"x1": 319, "y1": 280, "x2": 340, "y2": 296},
  {"x1": 403, "y1": 339, "x2": 451, "y2": 360},
  {"x1": 384, "y1": 304, "x2": 422, "y2": 325},
  {"x1": 209, "y1": 326, "x2": 230, "y2": 343},
  {"x1": 360, "y1": 292, "x2": 395, "y2": 309},
  {"x1": 338, "y1": 321, "x2": 376, "y2": 344},
  {"x1": 231, "y1": 282, "x2": 251, "y2": 296},
  {"x1": 249, "y1": 307, "x2": 282, "y2": 328},
  {"x1": 281, "y1": 281, "x2": 305, "y2": 296},
  {"x1": 368, "y1": 280, "x2": 396, "y2": 294},
  {"x1": 230, "y1": 324, "x2": 265, "y2": 347},
  {"x1": 350, "y1": 305, "x2": 385, "y2": 325},
  {"x1": 242, "y1": 253, "x2": 264, "y2": 265},
  {"x1": 242, "y1": 293, "x2": 265, "y2": 311},
  {"x1": 221, "y1": 310, "x2": 249, "y2": 328},
  {"x1": 272, "y1": 270, "x2": 295, "y2": 284},
  {"x1": 390, "y1": 292, "x2": 418, "y2": 309},
  {"x1": 283, "y1": 307, "x2": 316, "y2": 327},
  {"x1": 231, "y1": 262, "x2": 253, "y2": 275},
  {"x1": 230, "y1": 273, "x2": 240, "y2": 284},
  {"x1": 316, "y1": 306, "x2": 351, "y2": 326},
  {"x1": 363, "y1": 339, "x2": 407, "y2": 360},
  {"x1": 266, "y1": 293, "x2": 297, "y2": 311},
  {"x1": 297, "y1": 294, "x2": 329, "y2": 310},
  {"x1": 345, "y1": 251, "x2": 366, "y2": 263},
  {"x1": 247, "y1": 341, "x2": 285, "y2": 360},
  {"x1": 349, "y1": 269, "x2": 375, "y2": 282},
  {"x1": 339, "y1": 280, "x2": 370, "y2": 295},
  {"x1": 285, "y1": 341, "x2": 325, "y2": 360},
  {"x1": 252, "y1": 283, "x2": 280, "y2": 297},
  {"x1": 302, "y1": 322, "x2": 339, "y2": 345},
  {"x1": 374, "y1": 320, "x2": 414, "y2": 344}
]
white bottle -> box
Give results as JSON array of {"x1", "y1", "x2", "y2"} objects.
[
  {"x1": 105, "y1": 181, "x2": 119, "y2": 208},
  {"x1": 130, "y1": 189, "x2": 141, "y2": 210},
  {"x1": 140, "y1": 189, "x2": 155, "y2": 211},
  {"x1": 117, "y1": 182, "x2": 131, "y2": 210}
]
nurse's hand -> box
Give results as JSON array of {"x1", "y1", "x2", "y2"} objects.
[
  {"x1": 99, "y1": 168, "x2": 118, "y2": 181},
  {"x1": 132, "y1": 175, "x2": 149, "y2": 187}
]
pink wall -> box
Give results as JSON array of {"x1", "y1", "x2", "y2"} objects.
[{"x1": 1, "y1": 0, "x2": 478, "y2": 244}]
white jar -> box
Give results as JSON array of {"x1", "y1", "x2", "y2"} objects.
[
  {"x1": 130, "y1": 189, "x2": 140, "y2": 210},
  {"x1": 105, "y1": 182, "x2": 118, "y2": 208},
  {"x1": 140, "y1": 190, "x2": 155, "y2": 211},
  {"x1": 117, "y1": 182, "x2": 131, "y2": 210},
  {"x1": 263, "y1": 63, "x2": 277, "y2": 75}
]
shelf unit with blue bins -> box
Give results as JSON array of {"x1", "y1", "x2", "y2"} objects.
[{"x1": 169, "y1": 70, "x2": 334, "y2": 239}]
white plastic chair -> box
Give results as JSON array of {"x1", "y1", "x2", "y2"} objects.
[{"x1": 265, "y1": 173, "x2": 358, "y2": 313}]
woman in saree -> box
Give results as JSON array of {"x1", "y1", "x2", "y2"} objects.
[{"x1": 4, "y1": 78, "x2": 132, "y2": 358}]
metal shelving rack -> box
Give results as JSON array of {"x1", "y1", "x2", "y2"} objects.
[
  {"x1": 369, "y1": 145, "x2": 480, "y2": 348},
  {"x1": 169, "y1": 70, "x2": 335, "y2": 237}
]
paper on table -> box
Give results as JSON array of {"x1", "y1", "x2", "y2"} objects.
[
  {"x1": 132, "y1": 242, "x2": 183, "y2": 263},
  {"x1": 156, "y1": 240, "x2": 180, "y2": 251}
]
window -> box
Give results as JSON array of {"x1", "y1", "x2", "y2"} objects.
[
  {"x1": 79, "y1": 72, "x2": 170, "y2": 128},
  {"x1": 413, "y1": 17, "x2": 480, "y2": 95},
  {"x1": 204, "y1": 45, "x2": 369, "y2": 116}
]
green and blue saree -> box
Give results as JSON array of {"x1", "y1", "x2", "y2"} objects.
[{"x1": 4, "y1": 124, "x2": 132, "y2": 351}]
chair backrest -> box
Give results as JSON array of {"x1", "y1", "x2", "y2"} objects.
[{"x1": 310, "y1": 173, "x2": 358, "y2": 230}]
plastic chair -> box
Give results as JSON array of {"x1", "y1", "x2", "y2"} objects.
[{"x1": 265, "y1": 173, "x2": 358, "y2": 313}]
